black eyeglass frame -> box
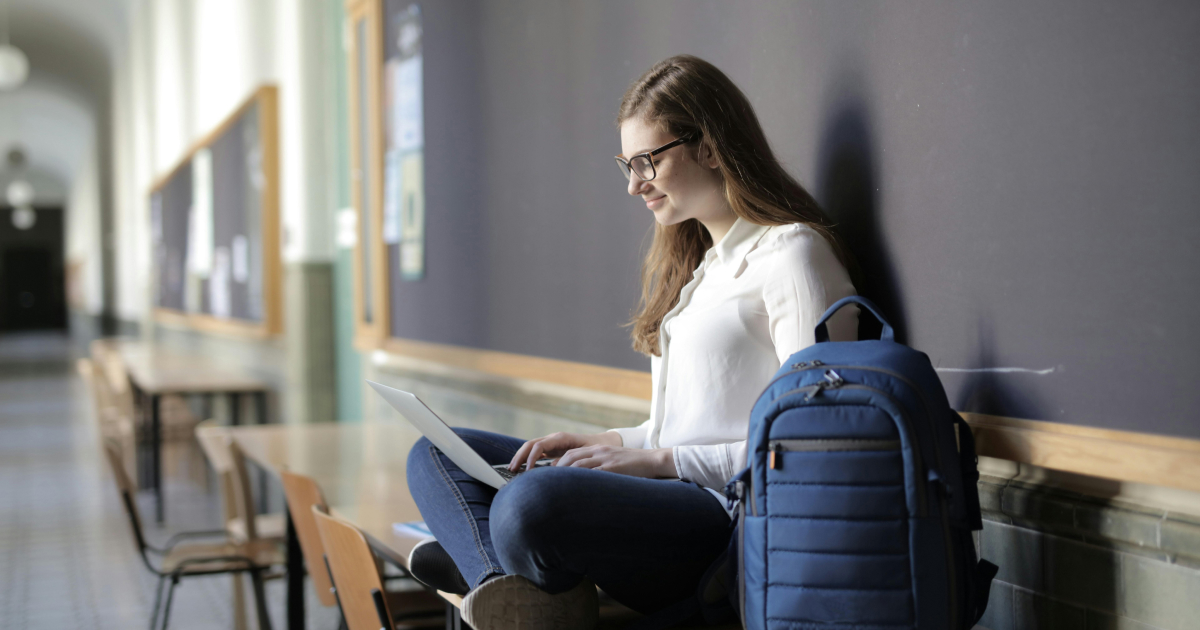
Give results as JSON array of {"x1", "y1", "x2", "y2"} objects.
[{"x1": 615, "y1": 134, "x2": 696, "y2": 182}]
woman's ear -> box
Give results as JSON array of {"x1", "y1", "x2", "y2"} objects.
[{"x1": 696, "y1": 140, "x2": 721, "y2": 170}]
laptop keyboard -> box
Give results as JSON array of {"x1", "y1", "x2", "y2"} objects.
[
  {"x1": 493, "y1": 465, "x2": 519, "y2": 481},
  {"x1": 492, "y1": 459, "x2": 553, "y2": 481}
]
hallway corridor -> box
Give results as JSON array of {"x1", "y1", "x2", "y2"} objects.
[{"x1": 0, "y1": 333, "x2": 337, "y2": 629}]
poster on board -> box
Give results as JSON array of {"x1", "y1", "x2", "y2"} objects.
[{"x1": 384, "y1": 2, "x2": 425, "y2": 281}]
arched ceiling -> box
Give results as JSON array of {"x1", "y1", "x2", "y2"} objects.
[
  {"x1": 0, "y1": 83, "x2": 91, "y2": 201},
  {"x1": 0, "y1": 0, "x2": 127, "y2": 194}
]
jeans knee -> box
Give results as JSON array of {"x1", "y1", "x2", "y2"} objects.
[
  {"x1": 491, "y1": 471, "x2": 566, "y2": 565},
  {"x1": 406, "y1": 436, "x2": 438, "y2": 481}
]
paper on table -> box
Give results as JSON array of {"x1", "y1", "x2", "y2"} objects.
[{"x1": 392, "y1": 520, "x2": 433, "y2": 540}]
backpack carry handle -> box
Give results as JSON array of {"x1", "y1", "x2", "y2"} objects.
[{"x1": 815, "y1": 295, "x2": 895, "y2": 342}]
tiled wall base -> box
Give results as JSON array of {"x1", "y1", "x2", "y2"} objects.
[
  {"x1": 978, "y1": 488, "x2": 1200, "y2": 629},
  {"x1": 283, "y1": 261, "x2": 337, "y2": 424}
]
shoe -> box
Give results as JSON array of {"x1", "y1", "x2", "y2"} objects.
[
  {"x1": 407, "y1": 538, "x2": 470, "y2": 595},
  {"x1": 461, "y1": 574, "x2": 598, "y2": 630}
]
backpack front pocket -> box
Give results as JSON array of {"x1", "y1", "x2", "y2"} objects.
[{"x1": 763, "y1": 429, "x2": 915, "y2": 627}]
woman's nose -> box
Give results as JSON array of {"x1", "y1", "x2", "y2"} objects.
[{"x1": 627, "y1": 172, "x2": 650, "y2": 196}]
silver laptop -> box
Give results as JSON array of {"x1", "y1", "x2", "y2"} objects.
[{"x1": 367, "y1": 381, "x2": 549, "y2": 489}]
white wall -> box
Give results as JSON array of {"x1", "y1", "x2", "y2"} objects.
[
  {"x1": 66, "y1": 149, "x2": 102, "y2": 314},
  {"x1": 109, "y1": 0, "x2": 337, "y2": 324}
]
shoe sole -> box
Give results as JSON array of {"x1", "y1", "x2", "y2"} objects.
[
  {"x1": 461, "y1": 574, "x2": 598, "y2": 630},
  {"x1": 407, "y1": 538, "x2": 469, "y2": 595}
]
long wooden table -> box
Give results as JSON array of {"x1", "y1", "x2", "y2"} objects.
[
  {"x1": 114, "y1": 341, "x2": 272, "y2": 523},
  {"x1": 219, "y1": 420, "x2": 731, "y2": 630},
  {"x1": 221, "y1": 421, "x2": 430, "y2": 630}
]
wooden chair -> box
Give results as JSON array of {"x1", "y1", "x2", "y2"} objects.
[
  {"x1": 195, "y1": 422, "x2": 288, "y2": 629},
  {"x1": 195, "y1": 421, "x2": 287, "y2": 543},
  {"x1": 80, "y1": 358, "x2": 139, "y2": 481},
  {"x1": 102, "y1": 439, "x2": 283, "y2": 630},
  {"x1": 313, "y1": 508, "x2": 444, "y2": 630},
  {"x1": 279, "y1": 471, "x2": 338, "y2": 609},
  {"x1": 90, "y1": 338, "x2": 201, "y2": 442}
]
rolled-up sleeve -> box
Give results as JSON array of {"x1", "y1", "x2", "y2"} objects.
[
  {"x1": 608, "y1": 418, "x2": 651, "y2": 449},
  {"x1": 673, "y1": 439, "x2": 748, "y2": 490},
  {"x1": 763, "y1": 226, "x2": 858, "y2": 362}
]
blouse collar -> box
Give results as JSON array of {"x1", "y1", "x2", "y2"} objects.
[{"x1": 712, "y1": 216, "x2": 773, "y2": 270}]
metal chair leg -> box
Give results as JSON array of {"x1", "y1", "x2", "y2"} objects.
[
  {"x1": 159, "y1": 575, "x2": 180, "y2": 630},
  {"x1": 249, "y1": 569, "x2": 273, "y2": 630},
  {"x1": 149, "y1": 576, "x2": 166, "y2": 630}
]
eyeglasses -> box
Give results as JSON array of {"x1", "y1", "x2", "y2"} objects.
[{"x1": 615, "y1": 135, "x2": 694, "y2": 182}]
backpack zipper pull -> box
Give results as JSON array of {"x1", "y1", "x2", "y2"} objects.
[
  {"x1": 823, "y1": 369, "x2": 844, "y2": 387},
  {"x1": 769, "y1": 442, "x2": 782, "y2": 469}
]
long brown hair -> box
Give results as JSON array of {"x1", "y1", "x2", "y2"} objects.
[{"x1": 620, "y1": 55, "x2": 851, "y2": 356}]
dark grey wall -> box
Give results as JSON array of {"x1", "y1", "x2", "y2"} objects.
[
  {"x1": 386, "y1": 0, "x2": 486, "y2": 347},
  {"x1": 413, "y1": 0, "x2": 1200, "y2": 438}
]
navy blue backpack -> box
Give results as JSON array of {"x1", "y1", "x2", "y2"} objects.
[{"x1": 726, "y1": 295, "x2": 998, "y2": 629}]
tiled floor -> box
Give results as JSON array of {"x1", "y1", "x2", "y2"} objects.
[{"x1": 0, "y1": 332, "x2": 340, "y2": 630}]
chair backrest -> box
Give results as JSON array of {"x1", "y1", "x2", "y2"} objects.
[
  {"x1": 101, "y1": 439, "x2": 154, "y2": 571},
  {"x1": 80, "y1": 357, "x2": 117, "y2": 423},
  {"x1": 280, "y1": 471, "x2": 337, "y2": 607},
  {"x1": 195, "y1": 422, "x2": 260, "y2": 541},
  {"x1": 90, "y1": 340, "x2": 136, "y2": 421},
  {"x1": 227, "y1": 438, "x2": 260, "y2": 540},
  {"x1": 313, "y1": 508, "x2": 394, "y2": 630}
]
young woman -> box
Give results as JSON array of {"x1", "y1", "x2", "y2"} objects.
[{"x1": 405, "y1": 55, "x2": 858, "y2": 630}]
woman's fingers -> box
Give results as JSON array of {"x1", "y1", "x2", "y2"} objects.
[
  {"x1": 508, "y1": 440, "x2": 535, "y2": 470},
  {"x1": 524, "y1": 441, "x2": 550, "y2": 473},
  {"x1": 566, "y1": 455, "x2": 603, "y2": 470},
  {"x1": 554, "y1": 446, "x2": 584, "y2": 467},
  {"x1": 510, "y1": 432, "x2": 596, "y2": 471}
]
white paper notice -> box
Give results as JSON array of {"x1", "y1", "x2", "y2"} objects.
[
  {"x1": 391, "y1": 56, "x2": 423, "y2": 152},
  {"x1": 382, "y1": 150, "x2": 402, "y2": 244},
  {"x1": 336, "y1": 208, "x2": 358, "y2": 249},
  {"x1": 210, "y1": 247, "x2": 231, "y2": 318},
  {"x1": 231, "y1": 235, "x2": 249, "y2": 283},
  {"x1": 187, "y1": 149, "x2": 214, "y2": 276}
]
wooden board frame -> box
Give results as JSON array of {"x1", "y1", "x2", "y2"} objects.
[
  {"x1": 347, "y1": 0, "x2": 389, "y2": 349},
  {"x1": 149, "y1": 85, "x2": 282, "y2": 338},
  {"x1": 335, "y1": 1, "x2": 1200, "y2": 497}
]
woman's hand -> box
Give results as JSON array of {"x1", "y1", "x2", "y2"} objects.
[
  {"x1": 508, "y1": 431, "x2": 622, "y2": 473},
  {"x1": 554, "y1": 445, "x2": 676, "y2": 479}
]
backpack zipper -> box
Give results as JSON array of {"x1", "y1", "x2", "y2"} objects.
[
  {"x1": 771, "y1": 382, "x2": 927, "y2": 517},
  {"x1": 768, "y1": 438, "x2": 900, "y2": 469}
]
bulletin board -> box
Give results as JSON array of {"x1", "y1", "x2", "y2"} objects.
[
  {"x1": 348, "y1": 0, "x2": 485, "y2": 352},
  {"x1": 149, "y1": 86, "x2": 282, "y2": 337}
]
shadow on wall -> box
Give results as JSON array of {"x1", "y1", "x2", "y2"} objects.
[
  {"x1": 953, "y1": 316, "x2": 1052, "y2": 422},
  {"x1": 814, "y1": 94, "x2": 908, "y2": 344}
]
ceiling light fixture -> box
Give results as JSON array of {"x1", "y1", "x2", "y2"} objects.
[
  {"x1": 11, "y1": 205, "x2": 34, "y2": 229},
  {"x1": 6, "y1": 178, "x2": 33, "y2": 206},
  {"x1": 0, "y1": 0, "x2": 27, "y2": 91}
]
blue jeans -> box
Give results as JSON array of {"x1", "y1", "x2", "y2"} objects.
[{"x1": 405, "y1": 428, "x2": 733, "y2": 615}]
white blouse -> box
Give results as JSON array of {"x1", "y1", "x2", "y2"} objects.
[{"x1": 610, "y1": 217, "x2": 858, "y2": 512}]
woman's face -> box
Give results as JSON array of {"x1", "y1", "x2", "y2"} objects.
[{"x1": 619, "y1": 117, "x2": 728, "y2": 227}]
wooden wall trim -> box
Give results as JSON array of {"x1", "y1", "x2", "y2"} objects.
[
  {"x1": 153, "y1": 308, "x2": 275, "y2": 340},
  {"x1": 379, "y1": 337, "x2": 653, "y2": 401},
  {"x1": 376, "y1": 337, "x2": 1200, "y2": 493},
  {"x1": 963, "y1": 412, "x2": 1200, "y2": 494}
]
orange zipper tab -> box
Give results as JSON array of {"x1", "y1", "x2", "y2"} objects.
[{"x1": 769, "y1": 443, "x2": 781, "y2": 470}]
